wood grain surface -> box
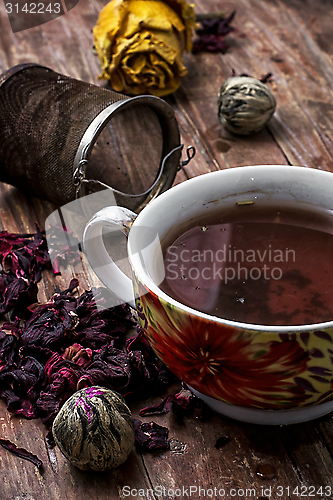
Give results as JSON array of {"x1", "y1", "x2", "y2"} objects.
[{"x1": 0, "y1": 0, "x2": 333, "y2": 499}]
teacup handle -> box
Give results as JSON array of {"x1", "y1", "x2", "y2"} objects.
[{"x1": 83, "y1": 206, "x2": 138, "y2": 308}]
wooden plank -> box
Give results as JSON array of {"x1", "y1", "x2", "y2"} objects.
[
  {"x1": 133, "y1": 396, "x2": 333, "y2": 500},
  {"x1": 168, "y1": 19, "x2": 289, "y2": 175},
  {"x1": 178, "y1": 0, "x2": 333, "y2": 172},
  {"x1": 169, "y1": 86, "x2": 288, "y2": 175},
  {"x1": 220, "y1": 0, "x2": 333, "y2": 171}
]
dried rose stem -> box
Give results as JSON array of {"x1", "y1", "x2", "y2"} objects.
[{"x1": 195, "y1": 10, "x2": 227, "y2": 21}]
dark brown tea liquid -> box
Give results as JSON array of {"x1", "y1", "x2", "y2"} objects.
[{"x1": 160, "y1": 201, "x2": 333, "y2": 325}]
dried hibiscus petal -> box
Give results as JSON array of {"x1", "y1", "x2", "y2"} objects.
[
  {"x1": 0, "y1": 273, "x2": 38, "y2": 318},
  {"x1": 126, "y1": 327, "x2": 177, "y2": 397},
  {"x1": 139, "y1": 388, "x2": 196, "y2": 417},
  {"x1": 46, "y1": 225, "x2": 81, "y2": 275},
  {"x1": 0, "y1": 228, "x2": 49, "y2": 317},
  {"x1": 74, "y1": 287, "x2": 133, "y2": 349},
  {"x1": 139, "y1": 395, "x2": 174, "y2": 416},
  {"x1": 134, "y1": 419, "x2": 169, "y2": 451},
  {"x1": 0, "y1": 265, "x2": 178, "y2": 452},
  {"x1": 0, "y1": 353, "x2": 45, "y2": 419},
  {"x1": 0, "y1": 326, "x2": 20, "y2": 371},
  {"x1": 192, "y1": 11, "x2": 236, "y2": 54},
  {"x1": 0, "y1": 227, "x2": 84, "y2": 318},
  {"x1": 0, "y1": 226, "x2": 50, "y2": 281},
  {"x1": 0, "y1": 438, "x2": 43, "y2": 468},
  {"x1": 0, "y1": 280, "x2": 134, "y2": 422},
  {"x1": 36, "y1": 392, "x2": 61, "y2": 427}
]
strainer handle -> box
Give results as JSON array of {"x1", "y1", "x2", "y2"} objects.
[{"x1": 83, "y1": 206, "x2": 137, "y2": 309}]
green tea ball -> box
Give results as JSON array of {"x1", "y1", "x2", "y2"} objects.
[
  {"x1": 218, "y1": 76, "x2": 276, "y2": 135},
  {"x1": 52, "y1": 387, "x2": 135, "y2": 471}
]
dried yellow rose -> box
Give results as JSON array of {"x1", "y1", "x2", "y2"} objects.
[{"x1": 93, "y1": 0, "x2": 196, "y2": 96}]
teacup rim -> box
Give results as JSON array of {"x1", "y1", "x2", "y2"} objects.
[{"x1": 131, "y1": 164, "x2": 333, "y2": 333}]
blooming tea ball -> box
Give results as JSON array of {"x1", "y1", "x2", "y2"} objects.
[
  {"x1": 218, "y1": 76, "x2": 276, "y2": 135},
  {"x1": 52, "y1": 386, "x2": 135, "y2": 471}
]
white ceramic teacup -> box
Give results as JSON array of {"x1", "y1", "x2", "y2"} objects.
[{"x1": 83, "y1": 165, "x2": 333, "y2": 425}]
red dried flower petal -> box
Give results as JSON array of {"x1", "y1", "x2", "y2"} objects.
[
  {"x1": 0, "y1": 438, "x2": 43, "y2": 468},
  {"x1": 192, "y1": 11, "x2": 236, "y2": 54},
  {"x1": 134, "y1": 419, "x2": 169, "y2": 451}
]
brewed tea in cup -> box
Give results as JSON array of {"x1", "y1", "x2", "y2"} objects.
[{"x1": 160, "y1": 200, "x2": 333, "y2": 325}]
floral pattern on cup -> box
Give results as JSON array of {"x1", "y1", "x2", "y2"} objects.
[{"x1": 135, "y1": 279, "x2": 333, "y2": 410}]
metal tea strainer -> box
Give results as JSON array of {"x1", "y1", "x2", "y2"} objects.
[{"x1": 0, "y1": 63, "x2": 195, "y2": 212}]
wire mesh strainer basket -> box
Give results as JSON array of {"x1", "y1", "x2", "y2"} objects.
[{"x1": 0, "y1": 63, "x2": 193, "y2": 212}]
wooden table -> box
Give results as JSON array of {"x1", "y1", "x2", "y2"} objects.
[{"x1": 1, "y1": 0, "x2": 333, "y2": 499}]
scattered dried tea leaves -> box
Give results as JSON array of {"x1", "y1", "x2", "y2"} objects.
[
  {"x1": 0, "y1": 228, "x2": 202, "y2": 455},
  {"x1": 0, "y1": 438, "x2": 43, "y2": 469},
  {"x1": 0, "y1": 226, "x2": 49, "y2": 280},
  {"x1": 0, "y1": 227, "x2": 50, "y2": 317},
  {"x1": 192, "y1": 11, "x2": 236, "y2": 53},
  {"x1": 139, "y1": 387, "x2": 197, "y2": 417},
  {"x1": 0, "y1": 226, "x2": 81, "y2": 318},
  {"x1": 139, "y1": 395, "x2": 174, "y2": 416},
  {"x1": 46, "y1": 224, "x2": 81, "y2": 275},
  {"x1": 0, "y1": 279, "x2": 178, "y2": 444},
  {"x1": 134, "y1": 419, "x2": 170, "y2": 451}
]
